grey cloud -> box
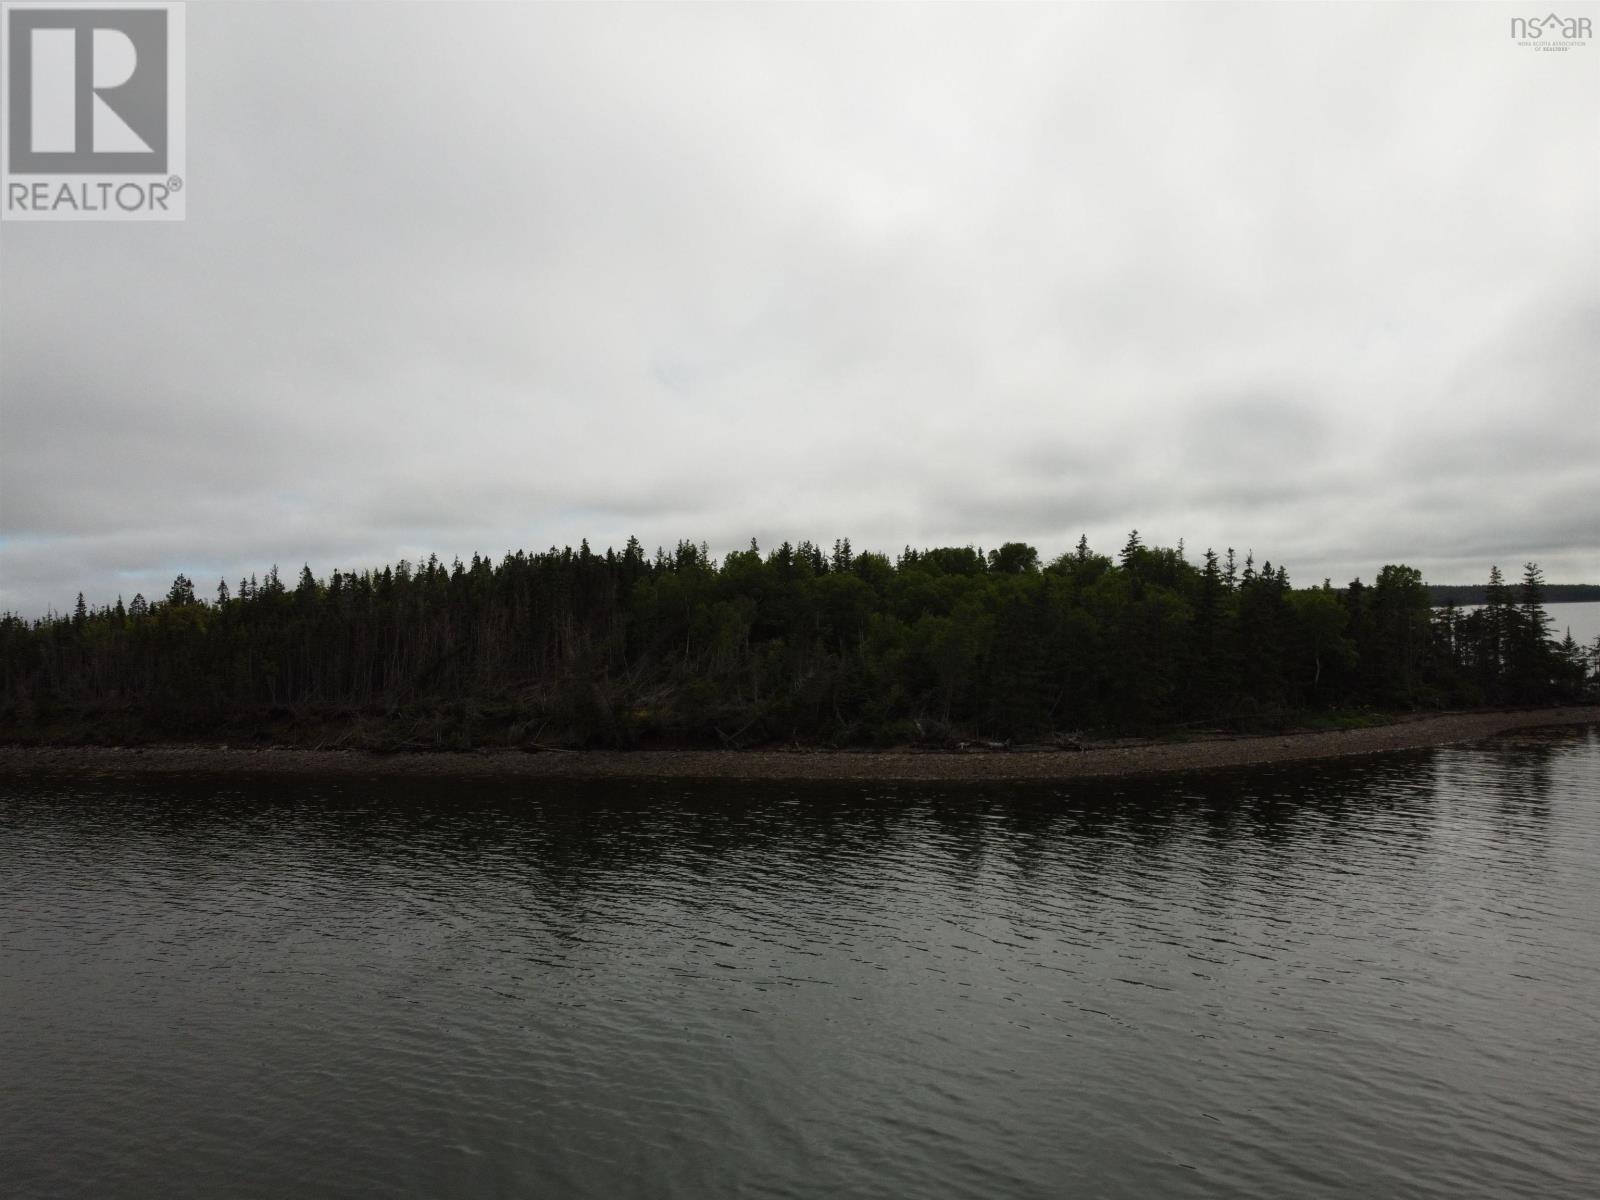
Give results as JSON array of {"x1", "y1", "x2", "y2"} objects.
[{"x1": 2, "y1": 4, "x2": 1596, "y2": 615}]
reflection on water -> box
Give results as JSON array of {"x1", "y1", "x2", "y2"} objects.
[{"x1": 2, "y1": 729, "x2": 1598, "y2": 1199}]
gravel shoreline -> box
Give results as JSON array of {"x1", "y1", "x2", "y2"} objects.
[{"x1": 1, "y1": 707, "x2": 1595, "y2": 783}]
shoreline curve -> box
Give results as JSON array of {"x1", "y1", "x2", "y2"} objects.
[{"x1": 1, "y1": 707, "x2": 1596, "y2": 783}]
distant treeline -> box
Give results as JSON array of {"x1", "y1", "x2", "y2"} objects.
[
  {"x1": 1428, "y1": 583, "x2": 1600, "y2": 606},
  {"x1": 1, "y1": 534, "x2": 1595, "y2": 749}
]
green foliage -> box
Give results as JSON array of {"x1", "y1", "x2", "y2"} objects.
[{"x1": 0, "y1": 543, "x2": 1585, "y2": 749}]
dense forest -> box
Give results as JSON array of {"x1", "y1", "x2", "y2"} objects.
[
  {"x1": 1428, "y1": 583, "x2": 1600, "y2": 606},
  {"x1": 1, "y1": 534, "x2": 1595, "y2": 749}
]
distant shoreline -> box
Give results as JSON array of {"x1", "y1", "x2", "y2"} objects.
[{"x1": 1, "y1": 707, "x2": 1595, "y2": 783}]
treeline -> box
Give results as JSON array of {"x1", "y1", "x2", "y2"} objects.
[
  {"x1": 1, "y1": 535, "x2": 1595, "y2": 748},
  {"x1": 1428, "y1": 583, "x2": 1600, "y2": 606}
]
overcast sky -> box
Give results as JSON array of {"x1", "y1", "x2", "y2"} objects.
[{"x1": 2, "y1": 2, "x2": 1596, "y2": 616}]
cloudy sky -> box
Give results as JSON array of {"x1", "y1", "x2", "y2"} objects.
[{"x1": 2, "y1": 2, "x2": 1596, "y2": 616}]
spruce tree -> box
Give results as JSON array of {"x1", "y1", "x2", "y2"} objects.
[{"x1": 1119, "y1": 530, "x2": 1143, "y2": 567}]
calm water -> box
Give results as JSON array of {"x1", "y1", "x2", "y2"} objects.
[
  {"x1": 1443, "y1": 600, "x2": 1600, "y2": 649},
  {"x1": 3, "y1": 730, "x2": 1599, "y2": 1199},
  {"x1": 1548, "y1": 600, "x2": 1600, "y2": 648}
]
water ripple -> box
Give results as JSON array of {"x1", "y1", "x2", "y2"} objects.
[{"x1": 2, "y1": 728, "x2": 1599, "y2": 1198}]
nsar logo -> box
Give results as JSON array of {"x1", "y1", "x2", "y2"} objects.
[
  {"x1": 2, "y1": 2, "x2": 185, "y2": 221},
  {"x1": 1510, "y1": 12, "x2": 1592, "y2": 50}
]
